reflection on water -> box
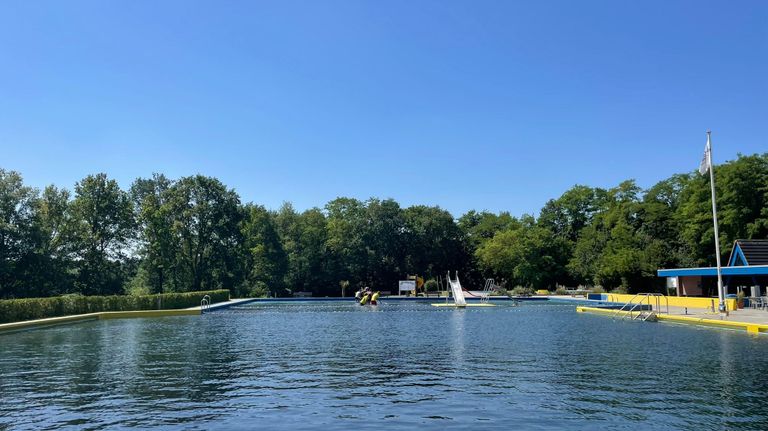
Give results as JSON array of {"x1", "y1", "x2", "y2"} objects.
[{"x1": 2, "y1": 301, "x2": 768, "y2": 430}]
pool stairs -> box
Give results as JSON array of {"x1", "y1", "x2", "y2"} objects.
[{"x1": 611, "y1": 293, "x2": 668, "y2": 322}]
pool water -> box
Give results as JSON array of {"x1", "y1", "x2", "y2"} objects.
[{"x1": 2, "y1": 300, "x2": 768, "y2": 430}]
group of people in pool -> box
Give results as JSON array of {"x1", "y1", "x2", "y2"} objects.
[{"x1": 355, "y1": 287, "x2": 380, "y2": 306}]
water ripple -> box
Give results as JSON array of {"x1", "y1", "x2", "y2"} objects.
[{"x1": 2, "y1": 301, "x2": 768, "y2": 430}]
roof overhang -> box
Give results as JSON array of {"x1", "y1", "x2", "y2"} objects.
[{"x1": 658, "y1": 265, "x2": 768, "y2": 277}]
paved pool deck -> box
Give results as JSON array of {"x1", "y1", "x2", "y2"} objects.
[
  {"x1": 576, "y1": 302, "x2": 768, "y2": 334},
  {"x1": 651, "y1": 305, "x2": 768, "y2": 326}
]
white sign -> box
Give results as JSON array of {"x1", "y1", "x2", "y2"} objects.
[
  {"x1": 666, "y1": 277, "x2": 678, "y2": 288},
  {"x1": 398, "y1": 280, "x2": 416, "y2": 292}
]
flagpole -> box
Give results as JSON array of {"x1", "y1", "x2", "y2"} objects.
[{"x1": 706, "y1": 131, "x2": 726, "y2": 314}]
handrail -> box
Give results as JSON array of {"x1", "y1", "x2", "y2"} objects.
[
  {"x1": 200, "y1": 295, "x2": 211, "y2": 313},
  {"x1": 612, "y1": 293, "x2": 644, "y2": 320},
  {"x1": 481, "y1": 278, "x2": 495, "y2": 304},
  {"x1": 613, "y1": 293, "x2": 669, "y2": 321}
]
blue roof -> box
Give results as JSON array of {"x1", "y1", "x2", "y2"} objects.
[{"x1": 658, "y1": 265, "x2": 768, "y2": 277}]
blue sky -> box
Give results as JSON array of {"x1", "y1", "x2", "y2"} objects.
[{"x1": 1, "y1": 1, "x2": 766, "y2": 217}]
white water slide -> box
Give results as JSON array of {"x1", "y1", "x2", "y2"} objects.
[{"x1": 446, "y1": 271, "x2": 467, "y2": 307}]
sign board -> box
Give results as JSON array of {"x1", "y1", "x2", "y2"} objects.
[
  {"x1": 666, "y1": 277, "x2": 678, "y2": 288},
  {"x1": 398, "y1": 280, "x2": 416, "y2": 293}
]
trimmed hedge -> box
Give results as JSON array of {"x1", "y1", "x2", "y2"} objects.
[{"x1": 0, "y1": 290, "x2": 230, "y2": 324}]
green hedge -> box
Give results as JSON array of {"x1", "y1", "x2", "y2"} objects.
[{"x1": 0, "y1": 290, "x2": 230, "y2": 324}]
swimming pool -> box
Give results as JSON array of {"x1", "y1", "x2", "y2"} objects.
[{"x1": 2, "y1": 300, "x2": 768, "y2": 430}]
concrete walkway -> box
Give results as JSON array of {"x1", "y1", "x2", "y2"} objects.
[{"x1": 663, "y1": 305, "x2": 768, "y2": 325}]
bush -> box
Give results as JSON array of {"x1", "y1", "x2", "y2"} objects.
[
  {"x1": 0, "y1": 289, "x2": 229, "y2": 324},
  {"x1": 492, "y1": 287, "x2": 510, "y2": 297},
  {"x1": 590, "y1": 286, "x2": 606, "y2": 294},
  {"x1": 248, "y1": 282, "x2": 270, "y2": 298},
  {"x1": 554, "y1": 286, "x2": 568, "y2": 295},
  {"x1": 609, "y1": 286, "x2": 628, "y2": 294},
  {"x1": 424, "y1": 279, "x2": 438, "y2": 292},
  {"x1": 510, "y1": 286, "x2": 534, "y2": 297}
]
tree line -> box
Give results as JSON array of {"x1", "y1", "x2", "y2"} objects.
[{"x1": 0, "y1": 152, "x2": 766, "y2": 299}]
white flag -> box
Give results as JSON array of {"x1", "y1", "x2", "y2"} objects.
[{"x1": 699, "y1": 135, "x2": 711, "y2": 175}]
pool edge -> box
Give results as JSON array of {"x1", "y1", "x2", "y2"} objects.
[
  {"x1": 0, "y1": 308, "x2": 202, "y2": 335},
  {"x1": 577, "y1": 306, "x2": 768, "y2": 334}
]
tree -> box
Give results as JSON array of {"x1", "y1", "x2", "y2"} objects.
[
  {"x1": 458, "y1": 210, "x2": 520, "y2": 249},
  {"x1": 325, "y1": 197, "x2": 367, "y2": 288},
  {"x1": 458, "y1": 210, "x2": 520, "y2": 286},
  {"x1": 162, "y1": 175, "x2": 243, "y2": 292},
  {"x1": 131, "y1": 174, "x2": 175, "y2": 293},
  {"x1": 21, "y1": 185, "x2": 73, "y2": 297},
  {"x1": 675, "y1": 153, "x2": 768, "y2": 266},
  {"x1": 66, "y1": 173, "x2": 135, "y2": 295},
  {"x1": 476, "y1": 222, "x2": 569, "y2": 289},
  {"x1": 539, "y1": 185, "x2": 607, "y2": 242},
  {"x1": 402, "y1": 205, "x2": 465, "y2": 279},
  {"x1": 0, "y1": 170, "x2": 39, "y2": 298},
  {"x1": 241, "y1": 204, "x2": 287, "y2": 297},
  {"x1": 361, "y1": 198, "x2": 406, "y2": 291},
  {"x1": 567, "y1": 180, "x2": 669, "y2": 292}
]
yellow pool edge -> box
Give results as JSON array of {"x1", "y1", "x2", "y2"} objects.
[
  {"x1": 576, "y1": 306, "x2": 768, "y2": 334},
  {"x1": 0, "y1": 308, "x2": 201, "y2": 334}
]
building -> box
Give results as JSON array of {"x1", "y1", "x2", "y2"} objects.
[{"x1": 658, "y1": 239, "x2": 768, "y2": 297}]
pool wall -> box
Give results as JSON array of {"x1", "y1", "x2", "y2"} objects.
[
  {"x1": 0, "y1": 309, "x2": 200, "y2": 335},
  {"x1": 577, "y1": 306, "x2": 767, "y2": 334}
]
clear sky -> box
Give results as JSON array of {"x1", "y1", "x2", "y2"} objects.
[{"x1": 1, "y1": 1, "x2": 766, "y2": 217}]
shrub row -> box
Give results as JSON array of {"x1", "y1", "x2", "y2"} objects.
[{"x1": 0, "y1": 290, "x2": 230, "y2": 324}]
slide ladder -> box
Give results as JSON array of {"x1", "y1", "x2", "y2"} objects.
[
  {"x1": 447, "y1": 271, "x2": 467, "y2": 307},
  {"x1": 481, "y1": 279, "x2": 497, "y2": 304}
]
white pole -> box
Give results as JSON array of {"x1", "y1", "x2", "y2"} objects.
[{"x1": 707, "y1": 131, "x2": 726, "y2": 313}]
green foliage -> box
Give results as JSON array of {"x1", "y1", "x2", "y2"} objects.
[
  {"x1": 67, "y1": 173, "x2": 136, "y2": 295},
  {"x1": 424, "y1": 279, "x2": 438, "y2": 292},
  {"x1": 403, "y1": 205, "x2": 466, "y2": 279},
  {"x1": 554, "y1": 286, "x2": 568, "y2": 295},
  {"x1": 130, "y1": 173, "x2": 175, "y2": 294},
  {"x1": 539, "y1": 185, "x2": 607, "y2": 242},
  {"x1": 0, "y1": 152, "x2": 766, "y2": 300},
  {"x1": 476, "y1": 221, "x2": 569, "y2": 290},
  {"x1": 0, "y1": 290, "x2": 229, "y2": 324},
  {"x1": 510, "y1": 286, "x2": 534, "y2": 296},
  {"x1": 241, "y1": 204, "x2": 288, "y2": 297},
  {"x1": 276, "y1": 203, "x2": 329, "y2": 295},
  {"x1": 162, "y1": 175, "x2": 244, "y2": 292},
  {"x1": 246, "y1": 281, "x2": 270, "y2": 298}
]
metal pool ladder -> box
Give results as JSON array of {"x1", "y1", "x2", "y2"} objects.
[
  {"x1": 611, "y1": 293, "x2": 669, "y2": 322},
  {"x1": 201, "y1": 295, "x2": 211, "y2": 313},
  {"x1": 481, "y1": 278, "x2": 496, "y2": 304}
]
